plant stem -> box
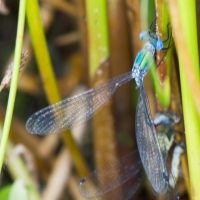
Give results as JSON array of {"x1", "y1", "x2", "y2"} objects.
[
  {"x1": 169, "y1": 0, "x2": 200, "y2": 199},
  {"x1": 85, "y1": 0, "x2": 119, "y2": 172},
  {"x1": 153, "y1": 0, "x2": 171, "y2": 108},
  {"x1": 0, "y1": 0, "x2": 26, "y2": 172},
  {"x1": 85, "y1": 0, "x2": 109, "y2": 78},
  {"x1": 26, "y1": 0, "x2": 90, "y2": 177}
]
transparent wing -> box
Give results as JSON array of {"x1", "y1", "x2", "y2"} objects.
[
  {"x1": 26, "y1": 71, "x2": 134, "y2": 135},
  {"x1": 79, "y1": 150, "x2": 143, "y2": 200},
  {"x1": 136, "y1": 81, "x2": 168, "y2": 194},
  {"x1": 152, "y1": 167, "x2": 179, "y2": 200}
]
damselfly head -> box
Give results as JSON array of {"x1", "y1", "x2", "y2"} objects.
[
  {"x1": 140, "y1": 30, "x2": 164, "y2": 51},
  {"x1": 154, "y1": 111, "x2": 180, "y2": 126}
]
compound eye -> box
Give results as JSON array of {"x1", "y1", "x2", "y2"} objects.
[
  {"x1": 156, "y1": 39, "x2": 164, "y2": 50},
  {"x1": 139, "y1": 31, "x2": 147, "y2": 41}
]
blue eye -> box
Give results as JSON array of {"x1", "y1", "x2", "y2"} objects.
[
  {"x1": 156, "y1": 39, "x2": 164, "y2": 50},
  {"x1": 139, "y1": 31, "x2": 147, "y2": 41}
]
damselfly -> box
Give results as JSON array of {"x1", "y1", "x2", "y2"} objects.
[
  {"x1": 25, "y1": 18, "x2": 171, "y2": 136},
  {"x1": 25, "y1": 17, "x2": 172, "y2": 196},
  {"x1": 79, "y1": 111, "x2": 181, "y2": 200}
]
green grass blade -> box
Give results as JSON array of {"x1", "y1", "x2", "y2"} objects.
[
  {"x1": 0, "y1": 0, "x2": 27, "y2": 172},
  {"x1": 169, "y1": 0, "x2": 200, "y2": 199},
  {"x1": 26, "y1": 0, "x2": 90, "y2": 177},
  {"x1": 85, "y1": 1, "x2": 109, "y2": 77}
]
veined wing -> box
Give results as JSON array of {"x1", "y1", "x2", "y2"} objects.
[
  {"x1": 79, "y1": 150, "x2": 143, "y2": 200},
  {"x1": 136, "y1": 81, "x2": 168, "y2": 194},
  {"x1": 26, "y1": 71, "x2": 134, "y2": 135}
]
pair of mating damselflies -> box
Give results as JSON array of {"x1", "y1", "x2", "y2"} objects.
[{"x1": 26, "y1": 17, "x2": 180, "y2": 199}]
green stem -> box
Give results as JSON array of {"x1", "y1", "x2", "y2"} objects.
[
  {"x1": 140, "y1": 0, "x2": 155, "y2": 30},
  {"x1": 153, "y1": 1, "x2": 171, "y2": 108},
  {"x1": 26, "y1": 0, "x2": 61, "y2": 104},
  {"x1": 85, "y1": 0, "x2": 109, "y2": 78},
  {"x1": 26, "y1": 0, "x2": 89, "y2": 177},
  {"x1": 178, "y1": 1, "x2": 200, "y2": 199},
  {"x1": 169, "y1": 0, "x2": 200, "y2": 199},
  {"x1": 0, "y1": 0, "x2": 26, "y2": 172}
]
